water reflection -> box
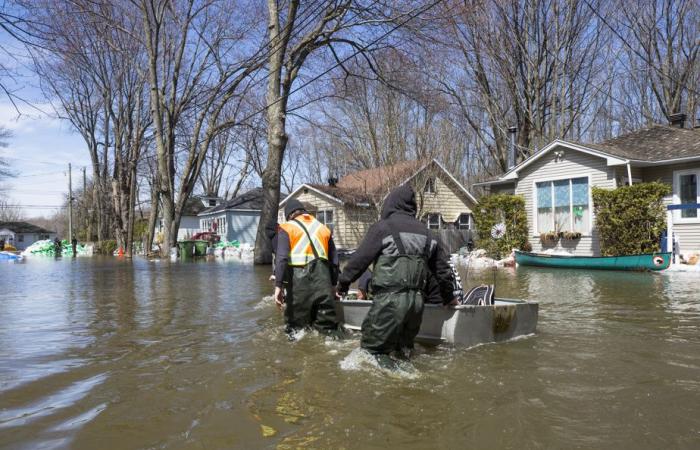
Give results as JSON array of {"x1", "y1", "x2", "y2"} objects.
[{"x1": 0, "y1": 258, "x2": 699, "y2": 449}]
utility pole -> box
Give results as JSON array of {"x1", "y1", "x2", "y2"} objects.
[
  {"x1": 82, "y1": 167, "x2": 87, "y2": 240},
  {"x1": 68, "y1": 163, "x2": 73, "y2": 242}
]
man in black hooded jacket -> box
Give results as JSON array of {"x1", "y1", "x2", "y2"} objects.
[{"x1": 336, "y1": 184, "x2": 458, "y2": 358}]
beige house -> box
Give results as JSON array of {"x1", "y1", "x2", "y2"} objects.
[
  {"x1": 477, "y1": 121, "x2": 700, "y2": 257},
  {"x1": 279, "y1": 159, "x2": 478, "y2": 250}
]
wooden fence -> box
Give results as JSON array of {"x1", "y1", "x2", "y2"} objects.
[{"x1": 435, "y1": 229, "x2": 474, "y2": 254}]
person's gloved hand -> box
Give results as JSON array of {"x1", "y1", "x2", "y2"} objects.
[
  {"x1": 335, "y1": 284, "x2": 347, "y2": 299},
  {"x1": 444, "y1": 297, "x2": 460, "y2": 308}
]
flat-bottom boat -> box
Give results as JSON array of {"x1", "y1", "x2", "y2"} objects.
[
  {"x1": 514, "y1": 250, "x2": 671, "y2": 271},
  {"x1": 340, "y1": 298, "x2": 538, "y2": 347}
]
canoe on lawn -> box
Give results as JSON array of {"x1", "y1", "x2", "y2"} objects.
[
  {"x1": 514, "y1": 250, "x2": 671, "y2": 271},
  {"x1": 340, "y1": 298, "x2": 538, "y2": 347}
]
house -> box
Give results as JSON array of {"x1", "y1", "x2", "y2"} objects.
[
  {"x1": 0, "y1": 221, "x2": 56, "y2": 250},
  {"x1": 476, "y1": 118, "x2": 700, "y2": 257},
  {"x1": 158, "y1": 196, "x2": 215, "y2": 241},
  {"x1": 279, "y1": 159, "x2": 478, "y2": 250},
  {"x1": 198, "y1": 188, "x2": 265, "y2": 244}
]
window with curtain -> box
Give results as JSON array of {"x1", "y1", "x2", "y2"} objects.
[{"x1": 536, "y1": 177, "x2": 589, "y2": 233}]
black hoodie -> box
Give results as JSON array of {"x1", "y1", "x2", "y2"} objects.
[{"x1": 338, "y1": 185, "x2": 455, "y2": 304}]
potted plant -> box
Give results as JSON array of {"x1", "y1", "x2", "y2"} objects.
[
  {"x1": 540, "y1": 231, "x2": 559, "y2": 243},
  {"x1": 561, "y1": 231, "x2": 582, "y2": 240}
]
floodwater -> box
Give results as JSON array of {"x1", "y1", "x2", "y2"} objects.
[{"x1": 1, "y1": 257, "x2": 699, "y2": 449}]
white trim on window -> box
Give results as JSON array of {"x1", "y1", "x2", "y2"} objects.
[
  {"x1": 457, "y1": 213, "x2": 472, "y2": 230},
  {"x1": 532, "y1": 174, "x2": 593, "y2": 236},
  {"x1": 673, "y1": 168, "x2": 700, "y2": 224},
  {"x1": 426, "y1": 213, "x2": 441, "y2": 230}
]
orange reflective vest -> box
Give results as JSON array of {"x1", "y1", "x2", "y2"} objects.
[{"x1": 279, "y1": 214, "x2": 331, "y2": 266}]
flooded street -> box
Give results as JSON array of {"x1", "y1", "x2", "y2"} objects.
[{"x1": 1, "y1": 257, "x2": 699, "y2": 449}]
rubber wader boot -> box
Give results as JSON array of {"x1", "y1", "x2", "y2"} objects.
[
  {"x1": 284, "y1": 258, "x2": 340, "y2": 335},
  {"x1": 360, "y1": 254, "x2": 428, "y2": 355}
]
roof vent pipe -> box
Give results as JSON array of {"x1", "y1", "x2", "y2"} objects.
[
  {"x1": 669, "y1": 112, "x2": 686, "y2": 128},
  {"x1": 507, "y1": 126, "x2": 517, "y2": 169}
]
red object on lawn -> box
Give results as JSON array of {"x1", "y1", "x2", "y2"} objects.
[{"x1": 191, "y1": 231, "x2": 221, "y2": 243}]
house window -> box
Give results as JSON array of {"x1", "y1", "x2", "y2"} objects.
[
  {"x1": 18, "y1": 234, "x2": 24, "y2": 242},
  {"x1": 427, "y1": 213, "x2": 441, "y2": 230},
  {"x1": 318, "y1": 210, "x2": 334, "y2": 230},
  {"x1": 536, "y1": 177, "x2": 589, "y2": 234},
  {"x1": 208, "y1": 199, "x2": 216, "y2": 206},
  {"x1": 457, "y1": 213, "x2": 472, "y2": 230},
  {"x1": 674, "y1": 169, "x2": 699, "y2": 222},
  {"x1": 424, "y1": 177, "x2": 437, "y2": 194}
]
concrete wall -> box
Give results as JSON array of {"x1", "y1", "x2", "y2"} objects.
[{"x1": 514, "y1": 144, "x2": 617, "y2": 256}]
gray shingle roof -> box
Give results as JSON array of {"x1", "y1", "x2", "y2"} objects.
[
  {"x1": 583, "y1": 125, "x2": 700, "y2": 161},
  {"x1": 199, "y1": 188, "x2": 266, "y2": 214},
  {"x1": 0, "y1": 221, "x2": 54, "y2": 234}
]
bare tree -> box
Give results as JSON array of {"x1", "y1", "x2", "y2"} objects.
[
  {"x1": 433, "y1": 0, "x2": 610, "y2": 173},
  {"x1": 255, "y1": 0, "x2": 410, "y2": 263},
  {"x1": 137, "y1": 0, "x2": 266, "y2": 256},
  {"x1": 613, "y1": 0, "x2": 700, "y2": 126},
  {"x1": 0, "y1": 126, "x2": 13, "y2": 180}
]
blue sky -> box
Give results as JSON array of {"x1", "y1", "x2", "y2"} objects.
[{"x1": 0, "y1": 33, "x2": 91, "y2": 219}]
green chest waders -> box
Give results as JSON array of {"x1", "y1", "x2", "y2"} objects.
[
  {"x1": 283, "y1": 219, "x2": 339, "y2": 334},
  {"x1": 360, "y1": 230, "x2": 431, "y2": 354}
]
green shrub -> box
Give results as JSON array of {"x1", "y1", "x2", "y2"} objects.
[
  {"x1": 473, "y1": 194, "x2": 529, "y2": 258},
  {"x1": 95, "y1": 239, "x2": 118, "y2": 255},
  {"x1": 592, "y1": 182, "x2": 670, "y2": 256}
]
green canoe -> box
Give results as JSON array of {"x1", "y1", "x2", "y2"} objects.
[{"x1": 514, "y1": 250, "x2": 672, "y2": 271}]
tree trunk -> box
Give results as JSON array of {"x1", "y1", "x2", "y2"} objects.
[{"x1": 146, "y1": 186, "x2": 159, "y2": 256}]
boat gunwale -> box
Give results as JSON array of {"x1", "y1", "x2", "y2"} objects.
[
  {"x1": 339, "y1": 298, "x2": 537, "y2": 309},
  {"x1": 514, "y1": 250, "x2": 671, "y2": 260}
]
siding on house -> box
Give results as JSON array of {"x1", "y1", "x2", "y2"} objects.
[
  {"x1": 612, "y1": 166, "x2": 644, "y2": 187},
  {"x1": 488, "y1": 184, "x2": 516, "y2": 195},
  {"x1": 0, "y1": 229, "x2": 56, "y2": 250},
  {"x1": 278, "y1": 189, "x2": 374, "y2": 250},
  {"x1": 515, "y1": 144, "x2": 617, "y2": 255},
  {"x1": 642, "y1": 163, "x2": 700, "y2": 255},
  {"x1": 418, "y1": 176, "x2": 474, "y2": 223},
  {"x1": 226, "y1": 211, "x2": 260, "y2": 244}
]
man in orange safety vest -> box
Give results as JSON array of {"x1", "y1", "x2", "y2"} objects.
[{"x1": 274, "y1": 199, "x2": 341, "y2": 337}]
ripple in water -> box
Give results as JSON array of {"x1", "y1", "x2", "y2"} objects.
[{"x1": 339, "y1": 348, "x2": 421, "y2": 380}]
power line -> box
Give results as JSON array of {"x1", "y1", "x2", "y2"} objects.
[
  {"x1": 11, "y1": 171, "x2": 65, "y2": 178},
  {"x1": 0, "y1": 155, "x2": 62, "y2": 166},
  {"x1": 235, "y1": 0, "x2": 447, "y2": 128},
  {"x1": 0, "y1": 204, "x2": 67, "y2": 208}
]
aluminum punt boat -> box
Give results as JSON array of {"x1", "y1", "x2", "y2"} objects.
[{"x1": 340, "y1": 298, "x2": 538, "y2": 347}]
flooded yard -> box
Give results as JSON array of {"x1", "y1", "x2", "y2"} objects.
[{"x1": 1, "y1": 257, "x2": 699, "y2": 449}]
